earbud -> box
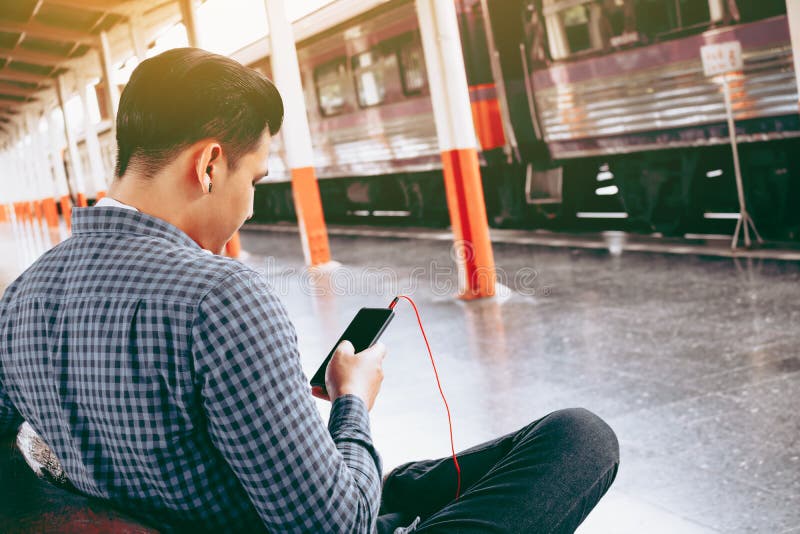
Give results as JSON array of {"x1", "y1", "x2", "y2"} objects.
[{"x1": 204, "y1": 174, "x2": 212, "y2": 193}]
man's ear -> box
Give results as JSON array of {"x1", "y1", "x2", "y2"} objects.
[{"x1": 194, "y1": 141, "x2": 222, "y2": 193}]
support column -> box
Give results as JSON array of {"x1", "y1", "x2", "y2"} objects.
[
  {"x1": 47, "y1": 108, "x2": 74, "y2": 231},
  {"x1": 416, "y1": 0, "x2": 496, "y2": 299},
  {"x1": 56, "y1": 76, "x2": 89, "y2": 207},
  {"x1": 265, "y1": 0, "x2": 331, "y2": 266},
  {"x1": 179, "y1": 0, "x2": 201, "y2": 48},
  {"x1": 787, "y1": 0, "x2": 800, "y2": 110},
  {"x1": 97, "y1": 31, "x2": 120, "y2": 121},
  {"x1": 27, "y1": 113, "x2": 60, "y2": 232},
  {"x1": 128, "y1": 11, "x2": 149, "y2": 61},
  {"x1": 79, "y1": 78, "x2": 109, "y2": 198}
]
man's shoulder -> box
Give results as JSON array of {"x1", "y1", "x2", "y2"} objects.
[{"x1": 2, "y1": 234, "x2": 267, "y2": 308}]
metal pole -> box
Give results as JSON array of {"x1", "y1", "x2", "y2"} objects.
[
  {"x1": 723, "y1": 74, "x2": 761, "y2": 249},
  {"x1": 787, "y1": 0, "x2": 800, "y2": 110}
]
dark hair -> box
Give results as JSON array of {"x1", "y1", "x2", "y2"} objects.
[{"x1": 115, "y1": 47, "x2": 284, "y2": 178}]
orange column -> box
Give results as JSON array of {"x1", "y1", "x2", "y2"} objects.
[
  {"x1": 0, "y1": 204, "x2": 8, "y2": 223},
  {"x1": 290, "y1": 167, "x2": 331, "y2": 264},
  {"x1": 224, "y1": 232, "x2": 241, "y2": 258},
  {"x1": 441, "y1": 149, "x2": 496, "y2": 299},
  {"x1": 60, "y1": 195, "x2": 73, "y2": 231},
  {"x1": 41, "y1": 197, "x2": 60, "y2": 229},
  {"x1": 32, "y1": 200, "x2": 43, "y2": 226},
  {"x1": 76, "y1": 193, "x2": 88, "y2": 207}
]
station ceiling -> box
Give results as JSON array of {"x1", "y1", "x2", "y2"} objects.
[{"x1": 0, "y1": 0, "x2": 151, "y2": 134}]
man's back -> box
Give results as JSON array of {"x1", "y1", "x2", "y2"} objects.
[{"x1": 0, "y1": 207, "x2": 382, "y2": 532}]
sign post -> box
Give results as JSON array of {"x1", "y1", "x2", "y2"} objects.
[{"x1": 701, "y1": 41, "x2": 762, "y2": 250}]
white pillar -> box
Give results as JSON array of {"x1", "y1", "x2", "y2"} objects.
[
  {"x1": 416, "y1": 0, "x2": 496, "y2": 299},
  {"x1": 79, "y1": 78, "x2": 109, "y2": 195},
  {"x1": 47, "y1": 109, "x2": 71, "y2": 199},
  {"x1": 24, "y1": 119, "x2": 50, "y2": 251},
  {"x1": 179, "y1": 0, "x2": 201, "y2": 48},
  {"x1": 265, "y1": 0, "x2": 314, "y2": 169},
  {"x1": 98, "y1": 31, "x2": 120, "y2": 120},
  {"x1": 128, "y1": 12, "x2": 148, "y2": 61},
  {"x1": 56, "y1": 75, "x2": 88, "y2": 205},
  {"x1": 787, "y1": 0, "x2": 800, "y2": 110}
]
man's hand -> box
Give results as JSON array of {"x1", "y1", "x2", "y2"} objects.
[{"x1": 311, "y1": 340, "x2": 386, "y2": 411}]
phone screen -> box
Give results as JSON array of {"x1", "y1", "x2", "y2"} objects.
[{"x1": 309, "y1": 307, "x2": 394, "y2": 389}]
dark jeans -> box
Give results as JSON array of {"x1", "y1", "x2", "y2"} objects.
[{"x1": 377, "y1": 408, "x2": 619, "y2": 534}]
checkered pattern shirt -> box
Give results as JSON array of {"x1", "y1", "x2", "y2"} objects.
[{"x1": 0, "y1": 207, "x2": 382, "y2": 533}]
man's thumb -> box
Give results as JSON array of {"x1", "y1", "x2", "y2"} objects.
[{"x1": 337, "y1": 340, "x2": 355, "y2": 355}]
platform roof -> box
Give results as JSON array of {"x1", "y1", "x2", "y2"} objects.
[{"x1": 0, "y1": 0, "x2": 169, "y2": 137}]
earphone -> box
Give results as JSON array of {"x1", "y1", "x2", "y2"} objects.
[{"x1": 204, "y1": 174, "x2": 212, "y2": 193}]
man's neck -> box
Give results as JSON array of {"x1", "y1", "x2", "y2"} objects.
[{"x1": 107, "y1": 173, "x2": 200, "y2": 248}]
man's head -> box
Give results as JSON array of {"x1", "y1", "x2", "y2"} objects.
[{"x1": 113, "y1": 47, "x2": 283, "y2": 252}]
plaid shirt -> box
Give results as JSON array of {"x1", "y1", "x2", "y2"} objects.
[{"x1": 0, "y1": 207, "x2": 382, "y2": 533}]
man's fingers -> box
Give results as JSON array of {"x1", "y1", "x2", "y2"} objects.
[{"x1": 311, "y1": 386, "x2": 330, "y2": 401}]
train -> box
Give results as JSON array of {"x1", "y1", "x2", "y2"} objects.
[{"x1": 89, "y1": 0, "x2": 800, "y2": 239}]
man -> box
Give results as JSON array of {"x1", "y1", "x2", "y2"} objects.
[{"x1": 0, "y1": 48, "x2": 618, "y2": 533}]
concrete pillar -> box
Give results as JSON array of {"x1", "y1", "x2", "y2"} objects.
[
  {"x1": 416, "y1": 0, "x2": 496, "y2": 299},
  {"x1": 56, "y1": 76, "x2": 88, "y2": 207},
  {"x1": 47, "y1": 109, "x2": 74, "y2": 232},
  {"x1": 179, "y1": 0, "x2": 201, "y2": 48},
  {"x1": 265, "y1": 0, "x2": 332, "y2": 266},
  {"x1": 79, "y1": 78, "x2": 109, "y2": 198},
  {"x1": 18, "y1": 129, "x2": 47, "y2": 258},
  {"x1": 97, "y1": 31, "x2": 120, "y2": 121},
  {"x1": 27, "y1": 113, "x2": 60, "y2": 232},
  {"x1": 128, "y1": 12, "x2": 148, "y2": 61},
  {"x1": 787, "y1": 0, "x2": 800, "y2": 110}
]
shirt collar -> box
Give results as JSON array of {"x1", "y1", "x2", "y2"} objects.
[
  {"x1": 71, "y1": 206, "x2": 202, "y2": 251},
  {"x1": 94, "y1": 196, "x2": 139, "y2": 211}
]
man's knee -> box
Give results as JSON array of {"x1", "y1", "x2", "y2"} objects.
[{"x1": 537, "y1": 407, "x2": 620, "y2": 471}]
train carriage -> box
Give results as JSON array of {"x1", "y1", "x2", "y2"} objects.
[{"x1": 78, "y1": 0, "x2": 799, "y2": 239}]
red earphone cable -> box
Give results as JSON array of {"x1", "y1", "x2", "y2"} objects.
[{"x1": 390, "y1": 295, "x2": 461, "y2": 500}]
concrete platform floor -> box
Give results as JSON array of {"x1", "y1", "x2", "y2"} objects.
[
  {"x1": 238, "y1": 228, "x2": 800, "y2": 534},
  {"x1": 2, "y1": 222, "x2": 799, "y2": 533}
]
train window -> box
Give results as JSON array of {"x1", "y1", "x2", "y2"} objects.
[
  {"x1": 561, "y1": 5, "x2": 593, "y2": 53},
  {"x1": 601, "y1": 0, "x2": 638, "y2": 45},
  {"x1": 542, "y1": 0, "x2": 605, "y2": 59},
  {"x1": 634, "y1": 0, "x2": 710, "y2": 37},
  {"x1": 314, "y1": 58, "x2": 348, "y2": 116},
  {"x1": 352, "y1": 50, "x2": 386, "y2": 107},
  {"x1": 398, "y1": 40, "x2": 427, "y2": 94},
  {"x1": 734, "y1": 0, "x2": 785, "y2": 23}
]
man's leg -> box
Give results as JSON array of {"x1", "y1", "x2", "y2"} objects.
[{"x1": 378, "y1": 408, "x2": 619, "y2": 533}]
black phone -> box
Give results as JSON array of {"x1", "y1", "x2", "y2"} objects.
[{"x1": 309, "y1": 307, "x2": 395, "y2": 390}]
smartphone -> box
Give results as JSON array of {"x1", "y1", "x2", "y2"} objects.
[{"x1": 309, "y1": 307, "x2": 395, "y2": 390}]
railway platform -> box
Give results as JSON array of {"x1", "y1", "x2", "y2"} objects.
[
  {"x1": 1, "y1": 0, "x2": 799, "y2": 532},
  {"x1": 5, "y1": 221, "x2": 798, "y2": 533}
]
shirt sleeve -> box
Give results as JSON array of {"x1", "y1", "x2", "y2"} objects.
[
  {"x1": 0, "y1": 294, "x2": 23, "y2": 437},
  {"x1": 0, "y1": 378, "x2": 22, "y2": 437},
  {"x1": 191, "y1": 269, "x2": 382, "y2": 533}
]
